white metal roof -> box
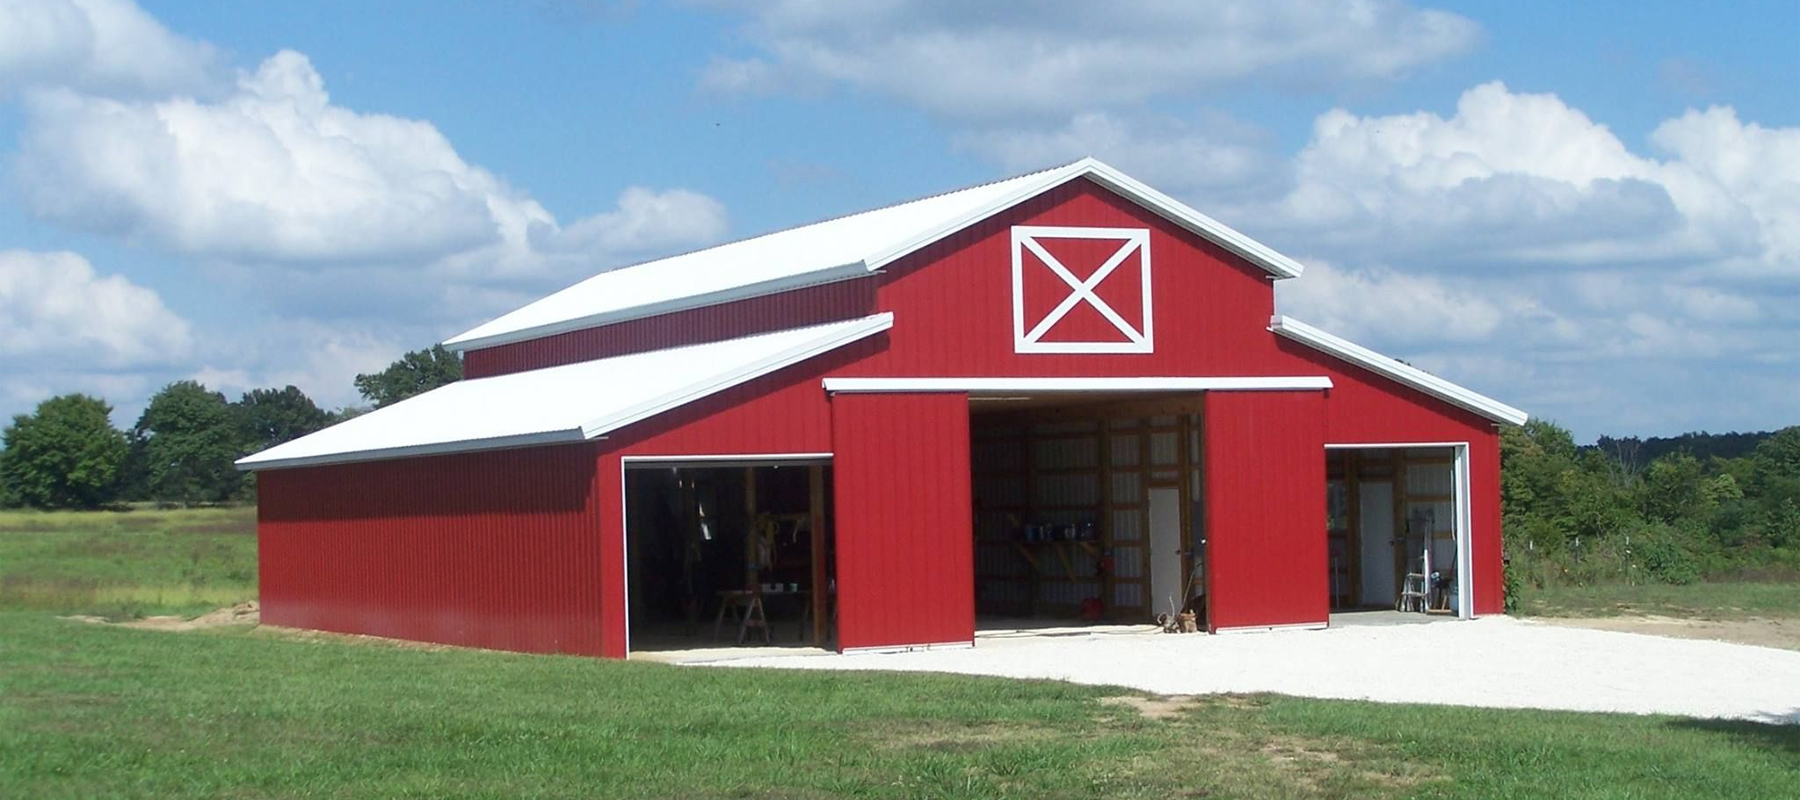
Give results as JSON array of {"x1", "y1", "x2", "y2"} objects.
[
  {"x1": 1269, "y1": 316, "x2": 1528, "y2": 425},
  {"x1": 444, "y1": 157, "x2": 1306, "y2": 352},
  {"x1": 238, "y1": 314, "x2": 894, "y2": 471}
]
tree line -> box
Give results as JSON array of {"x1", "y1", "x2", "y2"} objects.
[
  {"x1": 1503, "y1": 419, "x2": 1800, "y2": 603},
  {"x1": 0, "y1": 346, "x2": 461, "y2": 509}
]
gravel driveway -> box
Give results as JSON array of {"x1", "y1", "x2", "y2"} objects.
[{"x1": 710, "y1": 617, "x2": 1800, "y2": 724}]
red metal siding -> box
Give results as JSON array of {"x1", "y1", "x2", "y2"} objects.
[
  {"x1": 257, "y1": 444, "x2": 610, "y2": 655},
  {"x1": 839, "y1": 178, "x2": 1281, "y2": 378},
  {"x1": 831, "y1": 392, "x2": 975, "y2": 650},
  {"x1": 464, "y1": 278, "x2": 879, "y2": 378},
  {"x1": 1203, "y1": 391, "x2": 1329, "y2": 631}
]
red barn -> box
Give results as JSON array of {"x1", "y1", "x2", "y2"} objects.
[{"x1": 239, "y1": 159, "x2": 1526, "y2": 658}]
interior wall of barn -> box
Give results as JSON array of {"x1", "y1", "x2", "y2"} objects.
[
  {"x1": 1326, "y1": 447, "x2": 1465, "y2": 614},
  {"x1": 969, "y1": 397, "x2": 1205, "y2": 625}
]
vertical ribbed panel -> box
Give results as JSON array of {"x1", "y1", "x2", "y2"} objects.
[
  {"x1": 832, "y1": 393, "x2": 974, "y2": 650},
  {"x1": 1202, "y1": 391, "x2": 1328, "y2": 631},
  {"x1": 257, "y1": 444, "x2": 608, "y2": 655},
  {"x1": 464, "y1": 279, "x2": 880, "y2": 378}
]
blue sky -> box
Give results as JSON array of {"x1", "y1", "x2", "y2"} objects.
[{"x1": 1, "y1": 0, "x2": 1795, "y2": 441}]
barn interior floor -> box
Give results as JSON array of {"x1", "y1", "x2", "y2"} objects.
[
  {"x1": 1329, "y1": 609, "x2": 1458, "y2": 627},
  {"x1": 975, "y1": 618, "x2": 1158, "y2": 639}
]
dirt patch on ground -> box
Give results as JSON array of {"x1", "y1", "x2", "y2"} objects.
[
  {"x1": 1540, "y1": 615, "x2": 1800, "y2": 651},
  {"x1": 1100, "y1": 694, "x2": 1199, "y2": 720},
  {"x1": 65, "y1": 601, "x2": 261, "y2": 631},
  {"x1": 254, "y1": 625, "x2": 460, "y2": 652}
]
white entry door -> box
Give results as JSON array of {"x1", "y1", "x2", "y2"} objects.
[
  {"x1": 1358, "y1": 480, "x2": 1396, "y2": 607},
  {"x1": 1148, "y1": 487, "x2": 1184, "y2": 616}
]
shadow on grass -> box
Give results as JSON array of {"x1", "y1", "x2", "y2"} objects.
[{"x1": 1666, "y1": 713, "x2": 1800, "y2": 757}]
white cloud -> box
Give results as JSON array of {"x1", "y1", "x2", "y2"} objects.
[
  {"x1": 698, "y1": 0, "x2": 1479, "y2": 121},
  {"x1": 12, "y1": 48, "x2": 731, "y2": 326},
  {"x1": 1276, "y1": 259, "x2": 1506, "y2": 345},
  {"x1": 955, "y1": 111, "x2": 1279, "y2": 200},
  {"x1": 1256, "y1": 82, "x2": 1795, "y2": 276},
  {"x1": 1, "y1": 9, "x2": 733, "y2": 423},
  {"x1": 0, "y1": 0, "x2": 218, "y2": 96},
  {"x1": 0, "y1": 249, "x2": 192, "y2": 368},
  {"x1": 190, "y1": 320, "x2": 404, "y2": 412}
]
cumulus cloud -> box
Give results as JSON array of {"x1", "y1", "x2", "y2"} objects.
[
  {"x1": 0, "y1": 0, "x2": 218, "y2": 96},
  {"x1": 1256, "y1": 82, "x2": 1792, "y2": 275},
  {"x1": 955, "y1": 111, "x2": 1280, "y2": 201},
  {"x1": 697, "y1": 0, "x2": 1479, "y2": 121},
  {"x1": 15, "y1": 51, "x2": 729, "y2": 276},
  {"x1": 0, "y1": 249, "x2": 192, "y2": 368},
  {"x1": 0, "y1": 4, "x2": 733, "y2": 423}
]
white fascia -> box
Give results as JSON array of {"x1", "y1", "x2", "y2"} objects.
[
  {"x1": 444, "y1": 261, "x2": 873, "y2": 352},
  {"x1": 1270, "y1": 315, "x2": 1528, "y2": 426}
]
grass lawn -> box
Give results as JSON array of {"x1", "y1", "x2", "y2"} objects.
[
  {"x1": 0, "y1": 506, "x2": 257, "y2": 619},
  {"x1": 1, "y1": 508, "x2": 1796, "y2": 798},
  {"x1": 1515, "y1": 580, "x2": 1800, "y2": 620},
  {"x1": 3, "y1": 612, "x2": 1798, "y2": 799}
]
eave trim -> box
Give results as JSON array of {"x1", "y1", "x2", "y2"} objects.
[{"x1": 1270, "y1": 315, "x2": 1528, "y2": 426}]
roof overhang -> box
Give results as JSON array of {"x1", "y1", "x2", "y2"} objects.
[
  {"x1": 859, "y1": 157, "x2": 1307, "y2": 279},
  {"x1": 1270, "y1": 316, "x2": 1528, "y2": 426},
  {"x1": 238, "y1": 314, "x2": 894, "y2": 472},
  {"x1": 445, "y1": 157, "x2": 1305, "y2": 354},
  {"x1": 444, "y1": 261, "x2": 873, "y2": 353}
]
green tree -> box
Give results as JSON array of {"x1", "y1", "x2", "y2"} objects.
[
  {"x1": 353, "y1": 345, "x2": 462, "y2": 408},
  {"x1": 1638, "y1": 451, "x2": 1708, "y2": 524},
  {"x1": 237, "y1": 386, "x2": 331, "y2": 451},
  {"x1": 0, "y1": 394, "x2": 129, "y2": 509},
  {"x1": 134, "y1": 381, "x2": 248, "y2": 505}
]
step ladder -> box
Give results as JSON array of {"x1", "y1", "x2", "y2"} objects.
[{"x1": 1397, "y1": 547, "x2": 1431, "y2": 613}]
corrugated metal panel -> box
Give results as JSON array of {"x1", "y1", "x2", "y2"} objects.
[
  {"x1": 465, "y1": 279, "x2": 880, "y2": 378},
  {"x1": 1203, "y1": 391, "x2": 1328, "y2": 631},
  {"x1": 446, "y1": 166, "x2": 1073, "y2": 351},
  {"x1": 832, "y1": 393, "x2": 974, "y2": 650},
  {"x1": 243, "y1": 315, "x2": 888, "y2": 470},
  {"x1": 257, "y1": 444, "x2": 610, "y2": 655}
]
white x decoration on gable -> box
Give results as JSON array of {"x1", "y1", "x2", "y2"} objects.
[{"x1": 1010, "y1": 225, "x2": 1154, "y2": 354}]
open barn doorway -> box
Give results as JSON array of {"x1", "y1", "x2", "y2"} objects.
[
  {"x1": 622, "y1": 458, "x2": 834, "y2": 656},
  {"x1": 968, "y1": 394, "x2": 1207, "y2": 634},
  {"x1": 1326, "y1": 445, "x2": 1472, "y2": 622}
]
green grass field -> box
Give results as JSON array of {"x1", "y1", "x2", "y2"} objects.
[
  {"x1": 0, "y1": 507, "x2": 258, "y2": 619},
  {"x1": 1, "y1": 508, "x2": 1795, "y2": 798},
  {"x1": 1514, "y1": 579, "x2": 1800, "y2": 620}
]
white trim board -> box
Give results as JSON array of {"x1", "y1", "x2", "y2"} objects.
[
  {"x1": 620, "y1": 453, "x2": 832, "y2": 469},
  {"x1": 823, "y1": 376, "x2": 1331, "y2": 394},
  {"x1": 1010, "y1": 225, "x2": 1153, "y2": 354},
  {"x1": 1270, "y1": 316, "x2": 1528, "y2": 426}
]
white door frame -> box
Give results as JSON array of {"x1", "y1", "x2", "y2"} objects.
[
  {"x1": 1324, "y1": 442, "x2": 1473, "y2": 620},
  {"x1": 617, "y1": 452, "x2": 833, "y2": 655}
]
